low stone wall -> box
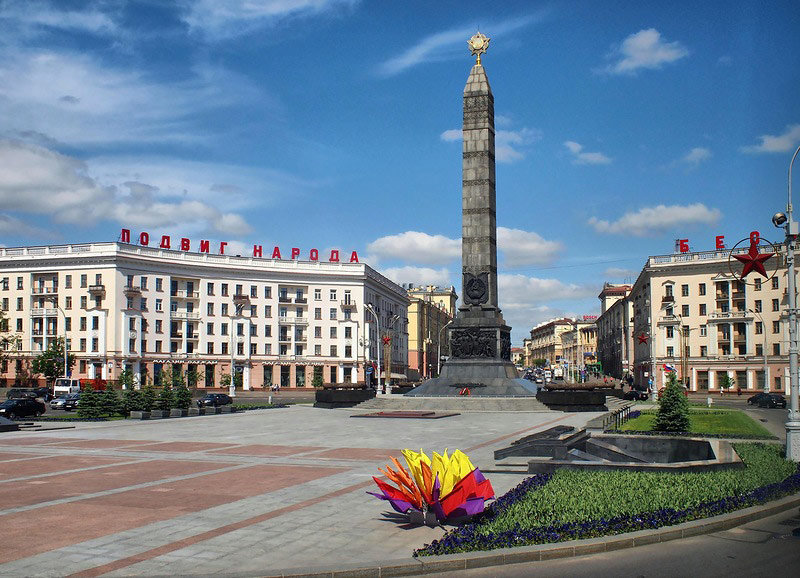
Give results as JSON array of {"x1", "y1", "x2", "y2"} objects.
[
  {"x1": 536, "y1": 390, "x2": 607, "y2": 411},
  {"x1": 314, "y1": 388, "x2": 376, "y2": 409}
]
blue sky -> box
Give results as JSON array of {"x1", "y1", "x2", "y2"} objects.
[{"x1": 1, "y1": 0, "x2": 798, "y2": 343}]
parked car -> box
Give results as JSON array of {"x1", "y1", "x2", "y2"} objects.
[
  {"x1": 197, "y1": 393, "x2": 233, "y2": 408},
  {"x1": 0, "y1": 398, "x2": 46, "y2": 419},
  {"x1": 623, "y1": 389, "x2": 649, "y2": 401},
  {"x1": 6, "y1": 387, "x2": 53, "y2": 401},
  {"x1": 747, "y1": 392, "x2": 787, "y2": 408},
  {"x1": 50, "y1": 395, "x2": 69, "y2": 410},
  {"x1": 62, "y1": 393, "x2": 81, "y2": 411}
]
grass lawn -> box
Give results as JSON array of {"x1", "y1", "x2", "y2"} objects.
[
  {"x1": 416, "y1": 444, "x2": 799, "y2": 556},
  {"x1": 619, "y1": 409, "x2": 775, "y2": 438}
]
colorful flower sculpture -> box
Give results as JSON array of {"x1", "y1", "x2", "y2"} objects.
[{"x1": 369, "y1": 449, "x2": 494, "y2": 522}]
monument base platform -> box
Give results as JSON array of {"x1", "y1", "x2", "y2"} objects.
[
  {"x1": 405, "y1": 376, "x2": 538, "y2": 398},
  {"x1": 353, "y1": 394, "x2": 550, "y2": 412}
]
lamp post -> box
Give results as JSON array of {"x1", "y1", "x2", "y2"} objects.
[
  {"x1": 228, "y1": 297, "x2": 247, "y2": 398},
  {"x1": 55, "y1": 306, "x2": 68, "y2": 378},
  {"x1": 365, "y1": 303, "x2": 382, "y2": 394},
  {"x1": 749, "y1": 308, "x2": 769, "y2": 393},
  {"x1": 774, "y1": 144, "x2": 800, "y2": 461},
  {"x1": 437, "y1": 319, "x2": 453, "y2": 376},
  {"x1": 386, "y1": 314, "x2": 401, "y2": 393}
]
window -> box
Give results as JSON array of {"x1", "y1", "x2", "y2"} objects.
[
  {"x1": 345, "y1": 345, "x2": 352, "y2": 358},
  {"x1": 251, "y1": 285, "x2": 258, "y2": 298},
  {"x1": 264, "y1": 286, "x2": 272, "y2": 298},
  {"x1": 251, "y1": 343, "x2": 258, "y2": 355},
  {"x1": 756, "y1": 344, "x2": 763, "y2": 356},
  {"x1": 129, "y1": 338, "x2": 136, "y2": 352},
  {"x1": 772, "y1": 299, "x2": 780, "y2": 312},
  {"x1": 237, "y1": 342, "x2": 244, "y2": 355},
  {"x1": 235, "y1": 284, "x2": 243, "y2": 296},
  {"x1": 155, "y1": 319, "x2": 163, "y2": 333},
  {"x1": 155, "y1": 278, "x2": 163, "y2": 291},
  {"x1": 314, "y1": 326, "x2": 322, "y2": 338},
  {"x1": 773, "y1": 343, "x2": 780, "y2": 355},
  {"x1": 755, "y1": 300, "x2": 762, "y2": 313},
  {"x1": 315, "y1": 344, "x2": 322, "y2": 355},
  {"x1": 221, "y1": 342, "x2": 228, "y2": 355},
  {"x1": 772, "y1": 277, "x2": 779, "y2": 289},
  {"x1": 666, "y1": 326, "x2": 674, "y2": 339},
  {"x1": 700, "y1": 345, "x2": 707, "y2": 357},
  {"x1": 140, "y1": 276, "x2": 147, "y2": 290},
  {"x1": 699, "y1": 303, "x2": 706, "y2": 316},
  {"x1": 127, "y1": 275, "x2": 134, "y2": 287},
  {"x1": 237, "y1": 322, "x2": 244, "y2": 336},
  {"x1": 65, "y1": 274, "x2": 72, "y2": 289},
  {"x1": 207, "y1": 282, "x2": 214, "y2": 295},
  {"x1": 171, "y1": 341, "x2": 179, "y2": 353},
  {"x1": 65, "y1": 318, "x2": 72, "y2": 331},
  {"x1": 140, "y1": 298, "x2": 147, "y2": 310},
  {"x1": 80, "y1": 274, "x2": 87, "y2": 288},
  {"x1": 773, "y1": 320, "x2": 781, "y2": 333},
  {"x1": 344, "y1": 326, "x2": 352, "y2": 339},
  {"x1": 221, "y1": 283, "x2": 228, "y2": 297},
  {"x1": 329, "y1": 308, "x2": 337, "y2": 320},
  {"x1": 207, "y1": 303, "x2": 214, "y2": 316},
  {"x1": 330, "y1": 289, "x2": 337, "y2": 301},
  {"x1": 80, "y1": 338, "x2": 86, "y2": 351},
  {"x1": 665, "y1": 306, "x2": 673, "y2": 316},
  {"x1": 296, "y1": 289, "x2": 303, "y2": 300},
  {"x1": 1, "y1": 277, "x2": 7, "y2": 290},
  {"x1": 698, "y1": 283, "x2": 706, "y2": 296},
  {"x1": 665, "y1": 284, "x2": 673, "y2": 297},
  {"x1": 754, "y1": 278, "x2": 761, "y2": 291},
  {"x1": 206, "y1": 322, "x2": 214, "y2": 335},
  {"x1": 311, "y1": 307, "x2": 321, "y2": 320},
  {"x1": 700, "y1": 324, "x2": 707, "y2": 336},
  {"x1": 91, "y1": 338, "x2": 98, "y2": 352},
  {"x1": 330, "y1": 345, "x2": 337, "y2": 356},
  {"x1": 265, "y1": 343, "x2": 272, "y2": 355},
  {"x1": 207, "y1": 342, "x2": 214, "y2": 354},
  {"x1": 155, "y1": 298, "x2": 163, "y2": 312},
  {"x1": 129, "y1": 317, "x2": 137, "y2": 330},
  {"x1": 681, "y1": 304, "x2": 689, "y2": 316},
  {"x1": 0, "y1": 297, "x2": 6, "y2": 311},
  {"x1": 126, "y1": 297, "x2": 133, "y2": 310},
  {"x1": 294, "y1": 344, "x2": 303, "y2": 356},
  {"x1": 94, "y1": 274, "x2": 101, "y2": 285},
  {"x1": 92, "y1": 317, "x2": 99, "y2": 330},
  {"x1": 16, "y1": 319, "x2": 22, "y2": 332},
  {"x1": 264, "y1": 325, "x2": 271, "y2": 337},
  {"x1": 666, "y1": 346, "x2": 674, "y2": 357},
  {"x1": 279, "y1": 306, "x2": 287, "y2": 318},
  {"x1": 265, "y1": 305, "x2": 272, "y2": 317},
  {"x1": 330, "y1": 327, "x2": 337, "y2": 338},
  {"x1": 221, "y1": 323, "x2": 228, "y2": 336},
  {"x1": 755, "y1": 321, "x2": 762, "y2": 335},
  {"x1": 314, "y1": 289, "x2": 321, "y2": 300},
  {"x1": 250, "y1": 305, "x2": 257, "y2": 317},
  {"x1": 681, "y1": 284, "x2": 689, "y2": 297},
  {"x1": 343, "y1": 308, "x2": 351, "y2": 320},
  {"x1": 80, "y1": 317, "x2": 87, "y2": 331},
  {"x1": 16, "y1": 297, "x2": 22, "y2": 311},
  {"x1": 221, "y1": 303, "x2": 229, "y2": 316}
]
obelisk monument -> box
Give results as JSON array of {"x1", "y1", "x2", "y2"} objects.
[{"x1": 408, "y1": 33, "x2": 536, "y2": 397}]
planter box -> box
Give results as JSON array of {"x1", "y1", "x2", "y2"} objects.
[
  {"x1": 170, "y1": 408, "x2": 188, "y2": 417},
  {"x1": 314, "y1": 388, "x2": 376, "y2": 409},
  {"x1": 188, "y1": 407, "x2": 202, "y2": 416},
  {"x1": 536, "y1": 390, "x2": 607, "y2": 411},
  {"x1": 150, "y1": 410, "x2": 170, "y2": 418},
  {"x1": 219, "y1": 406, "x2": 234, "y2": 413},
  {"x1": 129, "y1": 411, "x2": 150, "y2": 420},
  {"x1": 204, "y1": 406, "x2": 220, "y2": 415}
]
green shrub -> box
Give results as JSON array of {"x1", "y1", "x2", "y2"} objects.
[
  {"x1": 100, "y1": 387, "x2": 123, "y2": 417},
  {"x1": 654, "y1": 371, "x2": 689, "y2": 432},
  {"x1": 77, "y1": 386, "x2": 103, "y2": 419},
  {"x1": 122, "y1": 388, "x2": 146, "y2": 413},
  {"x1": 173, "y1": 385, "x2": 192, "y2": 409},
  {"x1": 155, "y1": 385, "x2": 173, "y2": 411},
  {"x1": 142, "y1": 385, "x2": 156, "y2": 411}
]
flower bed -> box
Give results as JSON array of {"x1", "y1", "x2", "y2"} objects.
[
  {"x1": 616, "y1": 409, "x2": 777, "y2": 439},
  {"x1": 415, "y1": 444, "x2": 798, "y2": 557}
]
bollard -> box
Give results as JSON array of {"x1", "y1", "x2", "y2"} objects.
[
  {"x1": 707, "y1": 396, "x2": 712, "y2": 408},
  {"x1": 269, "y1": 395, "x2": 272, "y2": 405}
]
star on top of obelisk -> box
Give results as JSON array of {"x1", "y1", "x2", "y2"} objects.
[{"x1": 468, "y1": 31, "x2": 490, "y2": 65}]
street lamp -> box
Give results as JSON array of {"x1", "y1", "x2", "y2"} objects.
[
  {"x1": 365, "y1": 303, "x2": 382, "y2": 394},
  {"x1": 774, "y1": 143, "x2": 800, "y2": 461},
  {"x1": 437, "y1": 319, "x2": 453, "y2": 375},
  {"x1": 386, "y1": 314, "x2": 401, "y2": 393},
  {"x1": 748, "y1": 308, "x2": 769, "y2": 393},
  {"x1": 55, "y1": 306, "x2": 68, "y2": 379},
  {"x1": 228, "y1": 296, "x2": 248, "y2": 398}
]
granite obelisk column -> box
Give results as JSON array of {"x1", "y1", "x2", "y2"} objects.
[{"x1": 408, "y1": 33, "x2": 535, "y2": 397}]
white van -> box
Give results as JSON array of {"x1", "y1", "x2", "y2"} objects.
[
  {"x1": 53, "y1": 378, "x2": 82, "y2": 396},
  {"x1": 543, "y1": 370, "x2": 552, "y2": 383}
]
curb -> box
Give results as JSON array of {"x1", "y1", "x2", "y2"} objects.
[{"x1": 268, "y1": 493, "x2": 800, "y2": 577}]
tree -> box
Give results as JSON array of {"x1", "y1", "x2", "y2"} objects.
[
  {"x1": 31, "y1": 338, "x2": 75, "y2": 384},
  {"x1": 173, "y1": 385, "x2": 192, "y2": 409},
  {"x1": 532, "y1": 358, "x2": 547, "y2": 368},
  {"x1": 311, "y1": 372, "x2": 324, "y2": 388},
  {"x1": 122, "y1": 388, "x2": 146, "y2": 414},
  {"x1": 718, "y1": 373, "x2": 735, "y2": 393},
  {"x1": 118, "y1": 369, "x2": 135, "y2": 391},
  {"x1": 155, "y1": 384, "x2": 174, "y2": 411},
  {"x1": 654, "y1": 371, "x2": 690, "y2": 432},
  {"x1": 0, "y1": 310, "x2": 21, "y2": 374},
  {"x1": 220, "y1": 372, "x2": 242, "y2": 389},
  {"x1": 141, "y1": 384, "x2": 156, "y2": 411},
  {"x1": 77, "y1": 384, "x2": 103, "y2": 419},
  {"x1": 100, "y1": 387, "x2": 122, "y2": 417}
]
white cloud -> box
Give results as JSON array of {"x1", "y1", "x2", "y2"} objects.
[
  {"x1": 182, "y1": 0, "x2": 358, "y2": 41},
  {"x1": 497, "y1": 227, "x2": 563, "y2": 267},
  {"x1": 564, "y1": 141, "x2": 612, "y2": 165},
  {"x1": 0, "y1": 214, "x2": 57, "y2": 241},
  {"x1": 741, "y1": 124, "x2": 800, "y2": 154},
  {"x1": 499, "y1": 274, "x2": 599, "y2": 306},
  {"x1": 0, "y1": 49, "x2": 266, "y2": 147},
  {"x1": 377, "y1": 14, "x2": 542, "y2": 76},
  {"x1": 441, "y1": 126, "x2": 542, "y2": 163},
  {"x1": 367, "y1": 231, "x2": 460, "y2": 265},
  {"x1": 0, "y1": 139, "x2": 253, "y2": 237},
  {"x1": 602, "y1": 28, "x2": 689, "y2": 75},
  {"x1": 603, "y1": 267, "x2": 638, "y2": 279},
  {"x1": 682, "y1": 147, "x2": 712, "y2": 166},
  {"x1": 588, "y1": 203, "x2": 721, "y2": 237},
  {"x1": 380, "y1": 266, "x2": 453, "y2": 288},
  {"x1": 0, "y1": 1, "x2": 118, "y2": 36}
]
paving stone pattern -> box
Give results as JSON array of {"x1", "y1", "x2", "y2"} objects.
[{"x1": 0, "y1": 406, "x2": 598, "y2": 576}]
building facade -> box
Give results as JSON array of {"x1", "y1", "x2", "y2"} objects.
[
  {"x1": 405, "y1": 285, "x2": 457, "y2": 380},
  {"x1": 527, "y1": 318, "x2": 575, "y2": 366},
  {"x1": 630, "y1": 245, "x2": 790, "y2": 393},
  {"x1": 560, "y1": 318, "x2": 598, "y2": 378},
  {"x1": 0, "y1": 242, "x2": 409, "y2": 389},
  {"x1": 596, "y1": 283, "x2": 635, "y2": 379}
]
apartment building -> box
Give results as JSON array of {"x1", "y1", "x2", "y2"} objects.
[
  {"x1": 526, "y1": 318, "x2": 575, "y2": 366},
  {"x1": 596, "y1": 283, "x2": 635, "y2": 380},
  {"x1": 0, "y1": 242, "x2": 409, "y2": 389},
  {"x1": 560, "y1": 318, "x2": 599, "y2": 375},
  {"x1": 405, "y1": 285, "x2": 457, "y2": 380},
  {"x1": 629, "y1": 245, "x2": 789, "y2": 393}
]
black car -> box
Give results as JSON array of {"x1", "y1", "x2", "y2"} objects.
[
  {"x1": 623, "y1": 389, "x2": 649, "y2": 401},
  {"x1": 197, "y1": 393, "x2": 233, "y2": 408},
  {"x1": 6, "y1": 387, "x2": 53, "y2": 402},
  {"x1": 747, "y1": 392, "x2": 787, "y2": 408},
  {"x1": 63, "y1": 393, "x2": 81, "y2": 411},
  {"x1": 0, "y1": 398, "x2": 46, "y2": 419}
]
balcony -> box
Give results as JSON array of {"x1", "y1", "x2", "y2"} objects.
[
  {"x1": 30, "y1": 308, "x2": 58, "y2": 317},
  {"x1": 278, "y1": 296, "x2": 292, "y2": 303},
  {"x1": 715, "y1": 293, "x2": 729, "y2": 301},
  {"x1": 186, "y1": 333, "x2": 199, "y2": 341},
  {"x1": 657, "y1": 314, "x2": 679, "y2": 326},
  {"x1": 708, "y1": 310, "x2": 751, "y2": 322},
  {"x1": 170, "y1": 311, "x2": 201, "y2": 320},
  {"x1": 340, "y1": 300, "x2": 356, "y2": 308},
  {"x1": 294, "y1": 297, "x2": 307, "y2": 304},
  {"x1": 661, "y1": 295, "x2": 674, "y2": 304},
  {"x1": 172, "y1": 289, "x2": 200, "y2": 299},
  {"x1": 31, "y1": 286, "x2": 58, "y2": 296},
  {"x1": 124, "y1": 285, "x2": 141, "y2": 296},
  {"x1": 88, "y1": 284, "x2": 105, "y2": 296},
  {"x1": 278, "y1": 335, "x2": 292, "y2": 343}
]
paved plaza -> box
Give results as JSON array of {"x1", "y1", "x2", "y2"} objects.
[{"x1": 0, "y1": 403, "x2": 599, "y2": 576}]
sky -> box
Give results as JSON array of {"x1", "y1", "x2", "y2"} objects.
[{"x1": 0, "y1": 0, "x2": 799, "y2": 344}]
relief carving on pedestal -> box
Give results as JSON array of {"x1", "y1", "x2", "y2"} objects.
[
  {"x1": 500, "y1": 332, "x2": 511, "y2": 361},
  {"x1": 463, "y1": 271, "x2": 489, "y2": 305},
  {"x1": 450, "y1": 327, "x2": 496, "y2": 359}
]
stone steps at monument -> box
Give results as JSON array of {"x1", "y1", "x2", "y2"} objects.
[{"x1": 352, "y1": 395, "x2": 551, "y2": 412}]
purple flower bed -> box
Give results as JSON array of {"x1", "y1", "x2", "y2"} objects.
[{"x1": 414, "y1": 463, "x2": 800, "y2": 557}]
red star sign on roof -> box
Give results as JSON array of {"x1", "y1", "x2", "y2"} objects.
[
  {"x1": 733, "y1": 241, "x2": 775, "y2": 278},
  {"x1": 382, "y1": 336, "x2": 391, "y2": 345},
  {"x1": 638, "y1": 333, "x2": 649, "y2": 345}
]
